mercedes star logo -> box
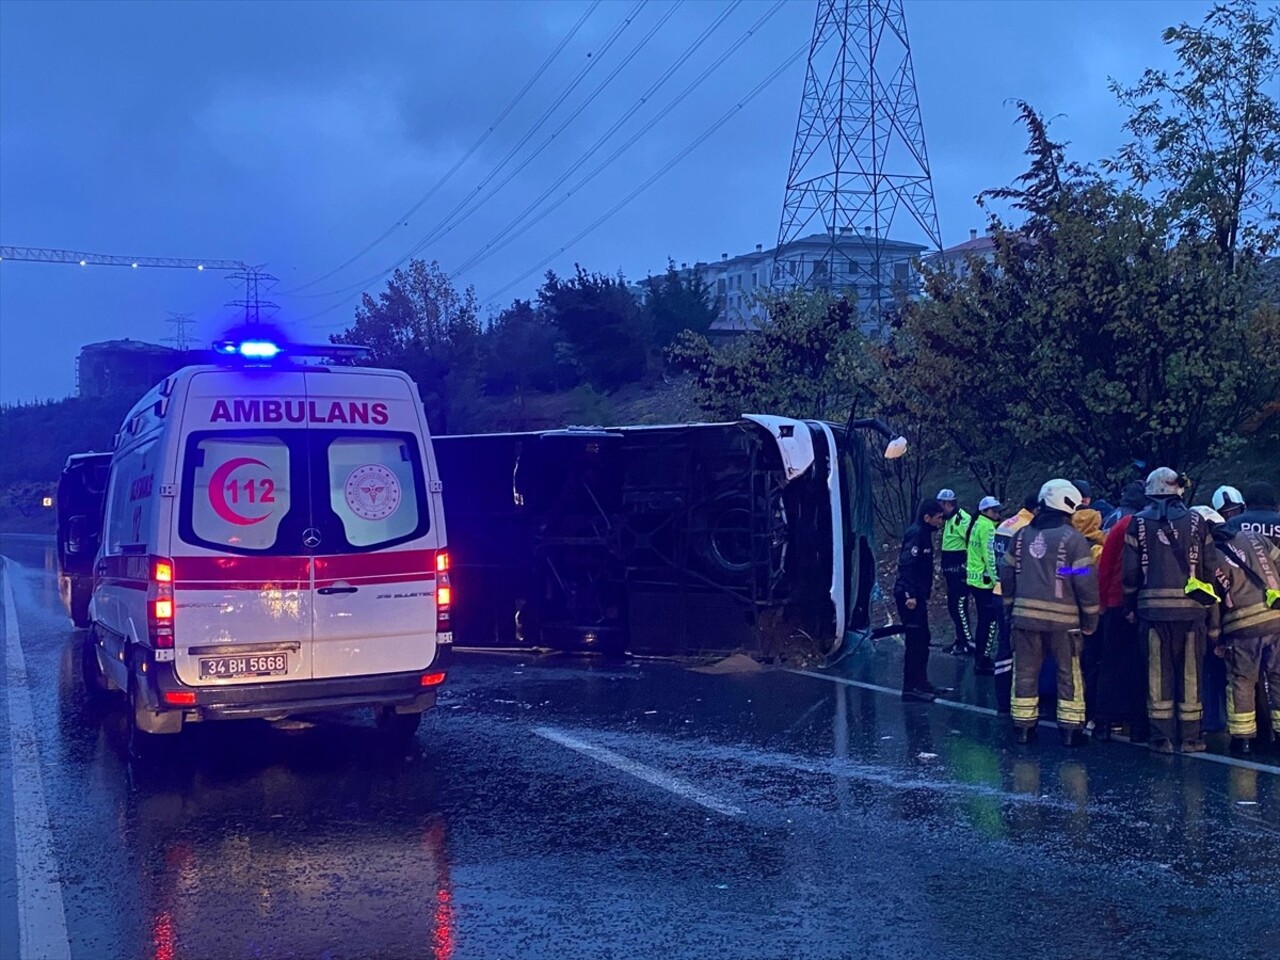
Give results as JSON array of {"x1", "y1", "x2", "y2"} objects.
[{"x1": 302, "y1": 528, "x2": 322, "y2": 549}]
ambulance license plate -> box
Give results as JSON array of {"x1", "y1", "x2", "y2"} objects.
[{"x1": 199, "y1": 654, "x2": 288, "y2": 679}]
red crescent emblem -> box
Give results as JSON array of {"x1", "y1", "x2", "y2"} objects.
[{"x1": 208, "y1": 457, "x2": 272, "y2": 526}]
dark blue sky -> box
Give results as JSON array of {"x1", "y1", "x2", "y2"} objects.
[{"x1": 0, "y1": 0, "x2": 1206, "y2": 402}]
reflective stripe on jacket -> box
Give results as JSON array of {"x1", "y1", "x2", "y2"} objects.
[
  {"x1": 1000, "y1": 519, "x2": 1100, "y2": 633},
  {"x1": 1121, "y1": 503, "x2": 1216, "y2": 621},
  {"x1": 1212, "y1": 530, "x2": 1280, "y2": 639},
  {"x1": 966, "y1": 514, "x2": 998, "y2": 589},
  {"x1": 941, "y1": 509, "x2": 972, "y2": 553}
]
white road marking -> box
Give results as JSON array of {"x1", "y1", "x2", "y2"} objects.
[
  {"x1": 788, "y1": 668, "x2": 1280, "y2": 776},
  {"x1": 2, "y1": 559, "x2": 72, "y2": 960},
  {"x1": 532, "y1": 725, "x2": 744, "y2": 817}
]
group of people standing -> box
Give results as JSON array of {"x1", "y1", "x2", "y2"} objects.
[{"x1": 893, "y1": 470, "x2": 1280, "y2": 755}]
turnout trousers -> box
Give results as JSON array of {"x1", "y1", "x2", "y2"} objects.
[
  {"x1": 1011, "y1": 628, "x2": 1086, "y2": 731},
  {"x1": 1141, "y1": 619, "x2": 1207, "y2": 744},
  {"x1": 894, "y1": 591, "x2": 932, "y2": 692},
  {"x1": 1225, "y1": 634, "x2": 1280, "y2": 741},
  {"x1": 941, "y1": 550, "x2": 972, "y2": 646}
]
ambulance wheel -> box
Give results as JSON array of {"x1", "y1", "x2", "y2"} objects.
[
  {"x1": 376, "y1": 706, "x2": 423, "y2": 741},
  {"x1": 128, "y1": 682, "x2": 181, "y2": 759}
]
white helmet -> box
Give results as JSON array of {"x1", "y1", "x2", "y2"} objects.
[
  {"x1": 1191, "y1": 505, "x2": 1225, "y2": 525},
  {"x1": 936, "y1": 488, "x2": 957, "y2": 502},
  {"x1": 1038, "y1": 479, "x2": 1083, "y2": 514},
  {"x1": 1145, "y1": 467, "x2": 1184, "y2": 497},
  {"x1": 1211, "y1": 485, "x2": 1244, "y2": 512}
]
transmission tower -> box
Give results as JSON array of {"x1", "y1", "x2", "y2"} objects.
[
  {"x1": 772, "y1": 0, "x2": 942, "y2": 313},
  {"x1": 162, "y1": 312, "x2": 197, "y2": 351},
  {"x1": 226, "y1": 267, "x2": 279, "y2": 325}
]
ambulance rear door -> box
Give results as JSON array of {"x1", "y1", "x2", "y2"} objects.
[
  {"x1": 171, "y1": 371, "x2": 316, "y2": 687},
  {"x1": 305, "y1": 370, "x2": 441, "y2": 680}
]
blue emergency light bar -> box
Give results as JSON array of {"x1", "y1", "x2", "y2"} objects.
[{"x1": 211, "y1": 333, "x2": 370, "y2": 362}]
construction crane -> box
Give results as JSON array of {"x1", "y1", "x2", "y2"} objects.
[
  {"x1": 0, "y1": 245, "x2": 277, "y2": 326},
  {"x1": 0, "y1": 245, "x2": 249, "y2": 272}
]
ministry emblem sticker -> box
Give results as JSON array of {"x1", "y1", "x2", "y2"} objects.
[{"x1": 344, "y1": 463, "x2": 402, "y2": 521}]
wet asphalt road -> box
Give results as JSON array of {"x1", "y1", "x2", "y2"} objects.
[{"x1": 2, "y1": 534, "x2": 1278, "y2": 960}]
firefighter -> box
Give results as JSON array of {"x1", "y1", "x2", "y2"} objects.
[
  {"x1": 937, "y1": 489, "x2": 973, "y2": 654},
  {"x1": 967, "y1": 496, "x2": 1003, "y2": 673},
  {"x1": 990, "y1": 494, "x2": 1038, "y2": 715},
  {"x1": 894, "y1": 497, "x2": 948, "y2": 702},
  {"x1": 1198, "y1": 505, "x2": 1280, "y2": 756},
  {"x1": 1122, "y1": 468, "x2": 1220, "y2": 754},
  {"x1": 1001, "y1": 479, "x2": 1099, "y2": 746}
]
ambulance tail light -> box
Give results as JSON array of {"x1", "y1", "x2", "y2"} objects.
[
  {"x1": 147, "y1": 556, "x2": 176, "y2": 649},
  {"x1": 435, "y1": 566, "x2": 451, "y2": 635}
]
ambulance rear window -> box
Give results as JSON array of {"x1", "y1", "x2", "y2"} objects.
[
  {"x1": 325, "y1": 434, "x2": 427, "y2": 549},
  {"x1": 182, "y1": 435, "x2": 294, "y2": 553}
]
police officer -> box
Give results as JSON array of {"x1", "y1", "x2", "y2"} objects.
[
  {"x1": 967, "y1": 496, "x2": 1003, "y2": 673},
  {"x1": 895, "y1": 498, "x2": 948, "y2": 702},
  {"x1": 1225, "y1": 482, "x2": 1280, "y2": 547},
  {"x1": 937, "y1": 489, "x2": 973, "y2": 654},
  {"x1": 1199, "y1": 505, "x2": 1280, "y2": 756},
  {"x1": 1001, "y1": 480, "x2": 1100, "y2": 747},
  {"x1": 1122, "y1": 468, "x2": 1219, "y2": 754}
]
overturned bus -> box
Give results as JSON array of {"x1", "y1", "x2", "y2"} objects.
[{"x1": 433, "y1": 416, "x2": 903, "y2": 659}]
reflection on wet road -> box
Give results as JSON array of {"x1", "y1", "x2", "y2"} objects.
[{"x1": 2, "y1": 534, "x2": 1278, "y2": 960}]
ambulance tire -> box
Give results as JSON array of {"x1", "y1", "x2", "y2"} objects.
[
  {"x1": 376, "y1": 706, "x2": 423, "y2": 742},
  {"x1": 128, "y1": 680, "x2": 181, "y2": 760}
]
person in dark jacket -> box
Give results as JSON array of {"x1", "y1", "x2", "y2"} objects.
[
  {"x1": 1200, "y1": 506, "x2": 1280, "y2": 756},
  {"x1": 1102, "y1": 481, "x2": 1146, "y2": 532},
  {"x1": 1225, "y1": 482, "x2": 1280, "y2": 547},
  {"x1": 1122, "y1": 468, "x2": 1220, "y2": 754},
  {"x1": 1001, "y1": 479, "x2": 1100, "y2": 747},
  {"x1": 895, "y1": 498, "x2": 947, "y2": 702}
]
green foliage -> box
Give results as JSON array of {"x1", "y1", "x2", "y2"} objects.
[
  {"x1": 537, "y1": 266, "x2": 648, "y2": 390},
  {"x1": 480, "y1": 298, "x2": 578, "y2": 396},
  {"x1": 639, "y1": 260, "x2": 719, "y2": 356},
  {"x1": 668, "y1": 288, "x2": 869, "y2": 421},
  {"x1": 1105, "y1": 0, "x2": 1280, "y2": 264},
  {"x1": 893, "y1": 104, "x2": 1280, "y2": 491},
  {"x1": 331, "y1": 259, "x2": 481, "y2": 434}
]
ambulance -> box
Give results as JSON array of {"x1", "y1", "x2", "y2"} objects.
[{"x1": 84, "y1": 334, "x2": 451, "y2": 748}]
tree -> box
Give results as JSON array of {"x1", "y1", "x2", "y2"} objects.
[
  {"x1": 892, "y1": 105, "x2": 1280, "y2": 490},
  {"x1": 538, "y1": 266, "x2": 648, "y2": 391},
  {"x1": 639, "y1": 260, "x2": 719, "y2": 354},
  {"x1": 668, "y1": 288, "x2": 870, "y2": 422},
  {"x1": 332, "y1": 259, "x2": 481, "y2": 433},
  {"x1": 479, "y1": 299, "x2": 577, "y2": 396},
  {"x1": 1106, "y1": 0, "x2": 1280, "y2": 266}
]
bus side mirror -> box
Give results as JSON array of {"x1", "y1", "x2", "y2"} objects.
[
  {"x1": 67, "y1": 515, "x2": 89, "y2": 554},
  {"x1": 884, "y1": 437, "x2": 908, "y2": 460}
]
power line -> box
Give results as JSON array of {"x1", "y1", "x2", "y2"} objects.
[
  {"x1": 281, "y1": 0, "x2": 603, "y2": 295},
  {"x1": 479, "y1": 40, "x2": 809, "y2": 310},
  {"x1": 450, "y1": 0, "x2": 782, "y2": 281},
  {"x1": 286, "y1": 0, "x2": 650, "y2": 308}
]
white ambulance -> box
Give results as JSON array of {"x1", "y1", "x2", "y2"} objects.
[{"x1": 84, "y1": 335, "x2": 451, "y2": 749}]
